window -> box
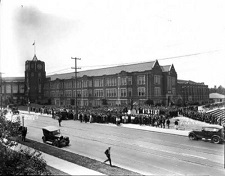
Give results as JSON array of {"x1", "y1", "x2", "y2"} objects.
[
  {"x1": 154, "y1": 87, "x2": 161, "y2": 96},
  {"x1": 50, "y1": 82, "x2": 54, "y2": 89},
  {"x1": 128, "y1": 88, "x2": 132, "y2": 97},
  {"x1": 172, "y1": 77, "x2": 176, "y2": 86},
  {"x1": 127, "y1": 77, "x2": 132, "y2": 85},
  {"x1": 138, "y1": 87, "x2": 145, "y2": 96},
  {"x1": 89, "y1": 89, "x2": 92, "y2": 97},
  {"x1": 137, "y1": 75, "x2": 145, "y2": 85},
  {"x1": 12, "y1": 85, "x2": 18, "y2": 93},
  {"x1": 38, "y1": 84, "x2": 41, "y2": 93},
  {"x1": 6, "y1": 85, "x2": 11, "y2": 94},
  {"x1": 50, "y1": 91, "x2": 55, "y2": 97},
  {"x1": 55, "y1": 90, "x2": 59, "y2": 97},
  {"x1": 172, "y1": 88, "x2": 176, "y2": 95},
  {"x1": 19, "y1": 85, "x2": 24, "y2": 93},
  {"x1": 31, "y1": 72, "x2": 34, "y2": 77},
  {"x1": 77, "y1": 90, "x2": 81, "y2": 97},
  {"x1": 77, "y1": 81, "x2": 81, "y2": 88},
  {"x1": 38, "y1": 73, "x2": 41, "y2": 77},
  {"x1": 73, "y1": 81, "x2": 81, "y2": 88},
  {"x1": 88, "y1": 80, "x2": 92, "y2": 87},
  {"x1": 121, "y1": 77, "x2": 127, "y2": 86},
  {"x1": 59, "y1": 90, "x2": 64, "y2": 97},
  {"x1": 94, "y1": 79, "x2": 104, "y2": 87},
  {"x1": 167, "y1": 76, "x2": 172, "y2": 90},
  {"x1": 106, "y1": 77, "x2": 117, "y2": 86},
  {"x1": 65, "y1": 90, "x2": 72, "y2": 97},
  {"x1": 106, "y1": 88, "x2": 117, "y2": 97},
  {"x1": 154, "y1": 75, "x2": 161, "y2": 84},
  {"x1": 94, "y1": 89, "x2": 104, "y2": 97},
  {"x1": 82, "y1": 89, "x2": 88, "y2": 97},
  {"x1": 120, "y1": 88, "x2": 127, "y2": 97},
  {"x1": 83, "y1": 80, "x2": 88, "y2": 88}
]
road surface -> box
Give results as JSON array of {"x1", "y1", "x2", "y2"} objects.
[{"x1": 15, "y1": 113, "x2": 225, "y2": 175}]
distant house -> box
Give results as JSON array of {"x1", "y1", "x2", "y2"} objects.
[{"x1": 209, "y1": 93, "x2": 225, "y2": 103}]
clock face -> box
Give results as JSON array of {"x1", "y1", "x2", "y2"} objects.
[{"x1": 37, "y1": 64, "x2": 42, "y2": 70}]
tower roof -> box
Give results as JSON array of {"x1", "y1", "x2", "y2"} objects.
[{"x1": 32, "y1": 54, "x2": 38, "y2": 61}]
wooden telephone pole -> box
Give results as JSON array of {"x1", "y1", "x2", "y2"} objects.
[{"x1": 71, "y1": 57, "x2": 81, "y2": 119}]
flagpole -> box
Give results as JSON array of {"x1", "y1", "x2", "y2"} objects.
[{"x1": 34, "y1": 40, "x2": 36, "y2": 55}]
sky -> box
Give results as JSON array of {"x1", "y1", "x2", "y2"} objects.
[{"x1": 0, "y1": 0, "x2": 225, "y2": 88}]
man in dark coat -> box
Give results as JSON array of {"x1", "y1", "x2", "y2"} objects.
[
  {"x1": 21, "y1": 127, "x2": 27, "y2": 142},
  {"x1": 104, "y1": 147, "x2": 112, "y2": 166},
  {"x1": 166, "y1": 118, "x2": 170, "y2": 129}
]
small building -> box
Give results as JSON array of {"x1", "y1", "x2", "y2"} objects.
[
  {"x1": 177, "y1": 80, "x2": 209, "y2": 105},
  {"x1": 209, "y1": 93, "x2": 225, "y2": 103},
  {"x1": 0, "y1": 77, "x2": 25, "y2": 106}
]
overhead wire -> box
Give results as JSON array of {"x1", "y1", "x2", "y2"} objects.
[{"x1": 46, "y1": 49, "x2": 219, "y2": 75}]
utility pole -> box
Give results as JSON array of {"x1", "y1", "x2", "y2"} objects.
[{"x1": 71, "y1": 57, "x2": 81, "y2": 120}]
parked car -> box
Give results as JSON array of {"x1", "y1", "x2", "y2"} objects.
[
  {"x1": 42, "y1": 126, "x2": 70, "y2": 147},
  {"x1": 188, "y1": 125, "x2": 224, "y2": 144}
]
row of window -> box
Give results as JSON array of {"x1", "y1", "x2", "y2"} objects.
[
  {"x1": 1, "y1": 84, "x2": 24, "y2": 94},
  {"x1": 46, "y1": 75, "x2": 176, "y2": 89},
  {"x1": 45, "y1": 87, "x2": 168, "y2": 98}
]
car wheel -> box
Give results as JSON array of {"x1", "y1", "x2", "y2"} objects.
[
  {"x1": 211, "y1": 136, "x2": 220, "y2": 144},
  {"x1": 42, "y1": 136, "x2": 46, "y2": 143},
  {"x1": 53, "y1": 140, "x2": 59, "y2": 147},
  {"x1": 189, "y1": 133, "x2": 196, "y2": 140}
]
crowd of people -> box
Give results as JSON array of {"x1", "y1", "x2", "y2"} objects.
[
  {"x1": 27, "y1": 105, "x2": 181, "y2": 128},
  {"x1": 27, "y1": 103, "x2": 224, "y2": 127}
]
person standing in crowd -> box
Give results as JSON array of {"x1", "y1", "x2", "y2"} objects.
[
  {"x1": 166, "y1": 118, "x2": 170, "y2": 129},
  {"x1": 174, "y1": 120, "x2": 179, "y2": 130},
  {"x1": 104, "y1": 147, "x2": 112, "y2": 166},
  {"x1": 52, "y1": 108, "x2": 55, "y2": 119}
]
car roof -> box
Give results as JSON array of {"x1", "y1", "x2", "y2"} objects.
[{"x1": 42, "y1": 126, "x2": 60, "y2": 131}]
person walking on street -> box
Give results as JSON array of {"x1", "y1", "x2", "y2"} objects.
[
  {"x1": 58, "y1": 116, "x2": 62, "y2": 127},
  {"x1": 104, "y1": 147, "x2": 112, "y2": 166}
]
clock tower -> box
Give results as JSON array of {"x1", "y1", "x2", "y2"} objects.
[{"x1": 25, "y1": 54, "x2": 46, "y2": 103}]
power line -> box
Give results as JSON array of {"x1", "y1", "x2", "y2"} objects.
[{"x1": 46, "y1": 49, "x2": 219, "y2": 75}]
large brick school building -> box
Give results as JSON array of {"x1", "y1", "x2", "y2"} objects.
[{"x1": 0, "y1": 55, "x2": 209, "y2": 107}]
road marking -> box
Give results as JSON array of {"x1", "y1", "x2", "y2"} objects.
[{"x1": 181, "y1": 153, "x2": 206, "y2": 159}]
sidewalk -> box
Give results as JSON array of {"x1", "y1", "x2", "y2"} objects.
[
  {"x1": 12, "y1": 143, "x2": 104, "y2": 175},
  {"x1": 121, "y1": 123, "x2": 190, "y2": 136}
]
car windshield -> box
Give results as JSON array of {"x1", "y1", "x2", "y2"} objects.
[{"x1": 52, "y1": 130, "x2": 60, "y2": 135}]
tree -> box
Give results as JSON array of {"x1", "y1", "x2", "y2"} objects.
[{"x1": 0, "y1": 115, "x2": 51, "y2": 175}]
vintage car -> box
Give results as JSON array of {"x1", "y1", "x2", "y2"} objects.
[
  {"x1": 188, "y1": 125, "x2": 224, "y2": 144},
  {"x1": 42, "y1": 126, "x2": 70, "y2": 147}
]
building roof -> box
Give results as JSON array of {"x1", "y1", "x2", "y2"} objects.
[
  {"x1": 209, "y1": 93, "x2": 225, "y2": 99},
  {"x1": 2, "y1": 77, "x2": 25, "y2": 82},
  {"x1": 177, "y1": 79, "x2": 205, "y2": 85},
  {"x1": 48, "y1": 60, "x2": 157, "y2": 81},
  {"x1": 161, "y1": 65, "x2": 171, "y2": 72}
]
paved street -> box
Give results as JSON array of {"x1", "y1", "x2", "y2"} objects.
[{"x1": 14, "y1": 112, "x2": 225, "y2": 175}]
